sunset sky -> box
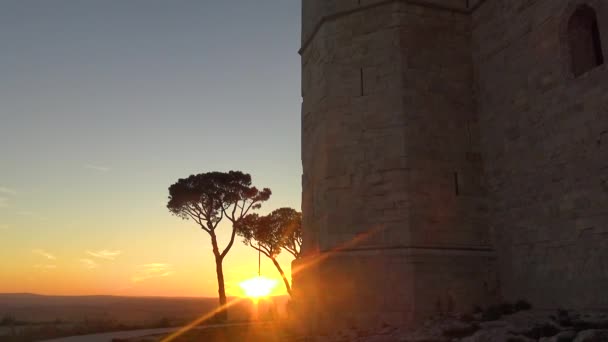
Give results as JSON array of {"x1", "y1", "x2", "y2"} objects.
[{"x1": 0, "y1": 1, "x2": 301, "y2": 297}]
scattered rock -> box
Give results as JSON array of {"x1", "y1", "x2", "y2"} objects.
[
  {"x1": 554, "y1": 330, "x2": 578, "y2": 342},
  {"x1": 539, "y1": 330, "x2": 577, "y2": 342},
  {"x1": 440, "y1": 320, "x2": 479, "y2": 338},
  {"x1": 335, "y1": 310, "x2": 608, "y2": 342},
  {"x1": 481, "y1": 305, "x2": 504, "y2": 321},
  {"x1": 554, "y1": 309, "x2": 574, "y2": 327},
  {"x1": 513, "y1": 300, "x2": 532, "y2": 312},
  {"x1": 377, "y1": 325, "x2": 395, "y2": 335},
  {"x1": 501, "y1": 310, "x2": 561, "y2": 338},
  {"x1": 517, "y1": 322, "x2": 561, "y2": 339},
  {"x1": 572, "y1": 314, "x2": 608, "y2": 331},
  {"x1": 357, "y1": 329, "x2": 370, "y2": 337},
  {"x1": 399, "y1": 325, "x2": 454, "y2": 342},
  {"x1": 460, "y1": 329, "x2": 534, "y2": 342},
  {"x1": 573, "y1": 329, "x2": 608, "y2": 342},
  {"x1": 479, "y1": 320, "x2": 510, "y2": 330},
  {"x1": 397, "y1": 330, "x2": 448, "y2": 342},
  {"x1": 335, "y1": 328, "x2": 357, "y2": 341},
  {"x1": 458, "y1": 313, "x2": 475, "y2": 323},
  {"x1": 364, "y1": 336, "x2": 397, "y2": 342}
]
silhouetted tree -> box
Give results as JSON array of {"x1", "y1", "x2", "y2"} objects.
[
  {"x1": 277, "y1": 209, "x2": 302, "y2": 260},
  {"x1": 167, "y1": 171, "x2": 271, "y2": 318},
  {"x1": 1, "y1": 314, "x2": 16, "y2": 336},
  {"x1": 235, "y1": 208, "x2": 302, "y2": 296}
]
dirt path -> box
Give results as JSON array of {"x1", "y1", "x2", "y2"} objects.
[{"x1": 40, "y1": 322, "x2": 254, "y2": 342}]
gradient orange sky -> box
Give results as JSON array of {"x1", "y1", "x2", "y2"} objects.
[{"x1": 0, "y1": 1, "x2": 301, "y2": 298}]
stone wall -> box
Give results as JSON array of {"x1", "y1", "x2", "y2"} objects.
[
  {"x1": 299, "y1": 0, "x2": 498, "y2": 331},
  {"x1": 472, "y1": 0, "x2": 608, "y2": 309},
  {"x1": 298, "y1": 0, "x2": 608, "y2": 335},
  {"x1": 301, "y1": 1, "x2": 410, "y2": 256}
]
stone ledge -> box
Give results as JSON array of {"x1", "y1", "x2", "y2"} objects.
[
  {"x1": 299, "y1": 0, "x2": 491, "y2": 55},
  {"x1": 318, "y1": 244, "x2": 496, "y2": 258}
]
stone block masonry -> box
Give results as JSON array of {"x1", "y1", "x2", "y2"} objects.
[
  {"x1": 297, "y1": 0, "x2": 608, "y2": 334},
  {"x1": 472, "y1": 0, "x2": 608, "y2": 309}
]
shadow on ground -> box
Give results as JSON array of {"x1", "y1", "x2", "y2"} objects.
[{"x1": 115, "y1": 322, "x2": 301, "y2": 342}]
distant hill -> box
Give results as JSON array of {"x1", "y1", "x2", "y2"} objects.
[{"x1": 0, "y1": 293, "x2": 288, "y2": 325}]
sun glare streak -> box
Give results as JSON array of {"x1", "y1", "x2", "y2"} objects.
[
  {"x1": 291, "y1": 224, "x2": 386, "y2": 277},
  {"x1": 239, "y1": 276, "x2": 277, "y2": 299},
  {"x1": 160, "y1": 226, "x2": 383, "y2": 342},
  {"x1": 160, "y1": 297, "x2": 245, "y2": 342}
]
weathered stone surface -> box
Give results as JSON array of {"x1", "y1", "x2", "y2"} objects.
[
  {"x1": 440, "y1": 320, "x2": 479, "y2": 338},
  {"x1": 539, "y1": 330, "x2": 578, "y2": 342},
  {"x1": 573, "y1": 329, "x2": 608, "y2": 342},
  {"x1": 472, "y1": 0, "x2": 608, "y2": 310},
  {"x1": 461, "y1": 330, "x2": 534, "y2": 342},
  {"x1": 502, "y1": 311, "x2": 561, "y2": 338},
  {"x1": 298, "y1": 0, "x2": 497, "y2": 330},
  {"x1": 297, "y1": 0, "x2": 608, "y2": 334},
  {"x1": 571, "y1": 312, "x2": 608, "y2": 330},
  {"x1": 317, "y1": 310, "x2": 607, "y2": 342},
  {"x1": 478, "y1": 320, "x2": 510, "y2": 330}
]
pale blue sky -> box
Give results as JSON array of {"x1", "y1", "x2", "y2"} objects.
[{"x1": 0, "y1": 1, "x2": 302, "y2": 296}]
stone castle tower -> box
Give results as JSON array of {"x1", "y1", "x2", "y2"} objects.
[{"x1": 296, "y1": 0, "x2": 608, "y2": 332}]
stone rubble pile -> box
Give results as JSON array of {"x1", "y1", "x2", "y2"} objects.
[{"x1": 315, "y1": 309, "x2": 608, "y2": 342}]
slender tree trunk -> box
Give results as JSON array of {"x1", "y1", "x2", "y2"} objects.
[
  {"x1": 271, "y1": 257, "x2": 292, "y2": 297},
  {"x1": 211, "y1": 234, "x2": 228, "y2": 321}
]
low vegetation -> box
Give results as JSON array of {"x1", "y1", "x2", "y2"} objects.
[{"x1": 476, "y1": 299, "x2": 532, "y2": 321}]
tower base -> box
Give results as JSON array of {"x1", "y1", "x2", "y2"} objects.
[{"x1": 292, "y1": 247, "x2": 498, "y2": 334}]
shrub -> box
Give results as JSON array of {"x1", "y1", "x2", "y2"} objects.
[
  {"x1": 555, "y1": 309, "x2": 571, "y2": 327},
  {"x1": 0, "y1": 314, "x2": 16, "y2": 326},
  {"x1": 459, "y1": 313, "x2": 475, "y2": 322},
  {"x1": 499, "y1": 302, "x2": 515, "y2": 315},
  {"x1": 481, "y1": 305, "x2": 503, "y2": 321},
  {"x1": 442, "y1": 322, "x2": 479, "y2": 338},
  {"x1": 514, "y1": 299, "x2": 532, "y2": 312},
  {"x1": 155, "y1": 317, "x2": 171, "y2": 328},
  {"x1": 521, "y1": 322, "x2": 560, "y2": 339}
]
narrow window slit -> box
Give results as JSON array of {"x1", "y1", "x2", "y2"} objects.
[
  {"x1": 360, "y1": 68, "x2": 364, "y2": 96},
  {"x1": 454, "y1": 172, "x2": 460, "y2": 196},
  {"x1": 592, "y1": 20, "x2": 604, "y2": 65}
]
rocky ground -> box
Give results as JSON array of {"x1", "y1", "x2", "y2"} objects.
[
  {"x1": 97, "y1": 305, "x2": 608, "y2": 342},
  {"x1": 112, "y1": 322, "x2": 297, "y2": 342},
  {"x1": 316, "y1": 307, "x2": 608, "y2": 342}
]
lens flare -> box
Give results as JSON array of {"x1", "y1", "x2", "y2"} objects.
[{"x1": 239, "y1": 276, "x2": 277, "y2": 298}]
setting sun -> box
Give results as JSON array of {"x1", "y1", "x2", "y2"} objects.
[{"x1": 239, "y1": 276, "x2": 278, "y2": 299}]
